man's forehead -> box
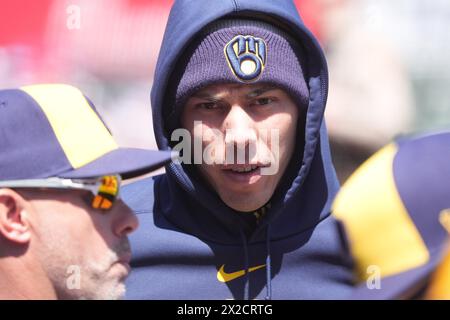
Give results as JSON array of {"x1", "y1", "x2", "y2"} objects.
[{"x1": 193, "y1": 83, "x2": 280, "y2": 98}]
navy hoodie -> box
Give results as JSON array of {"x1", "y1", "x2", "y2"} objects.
[{"x1": 123, "y1": 0, "x2": 353, "y2": 300}]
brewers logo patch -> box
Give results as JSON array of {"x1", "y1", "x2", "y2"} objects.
[{"x1": 224, "y1": 35, "x2": 267, "y2": 81}]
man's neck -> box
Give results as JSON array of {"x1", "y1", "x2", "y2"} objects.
[{"x1": 0, "y1": 257, "x2": 57, "y2": 300}]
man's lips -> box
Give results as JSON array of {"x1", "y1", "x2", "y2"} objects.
[
  {"x1": 115, "y1": 252, "x2": 132, "y2": 274},
  {"x1": 221, "y1": 163, "x2": 270, "y2": 173},
  {"x1": 221, "y1": 165, "x2": 266, "y2": 184},
  {"x1": 117, "y1": 251, "x2": 132, "y2": 264}
]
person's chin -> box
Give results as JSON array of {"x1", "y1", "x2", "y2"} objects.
[
  {"x1": 94, "y1": 280, "x2": 127, "y2": 300},
  {"x1": 217, "y1": 175, "x2": 272, "y2": 199},
  {"x1": 112, "y1": 282, "x2": 126, "y2": 300},
  {"x1": 220, "y1": 190, "x2": 271, "y2": 212}
]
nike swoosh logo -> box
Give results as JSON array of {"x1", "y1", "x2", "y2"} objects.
[{"x1": 217, "y1": 264, "x2": 266, "y2": 283}]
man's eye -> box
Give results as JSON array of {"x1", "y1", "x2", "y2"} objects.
[
  {"x1": 253, "y1": 97, "x2": 275, "y2": 106},
  {"x1": 196, "y1": 102, "x2": 218, "y2": 110}
]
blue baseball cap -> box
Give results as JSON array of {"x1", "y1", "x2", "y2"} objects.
[
  {"x1": 333, "y1": 131, "x2": 450, "y2": 299},
  {"x1": 0, "y1": 84, "x2": 174, "y2": 180}
]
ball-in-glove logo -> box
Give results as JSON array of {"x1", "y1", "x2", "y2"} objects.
[{"x1": 224, "y1": 35, "x2": 267, "y2": 82}]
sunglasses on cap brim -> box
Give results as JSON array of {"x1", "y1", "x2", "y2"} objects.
[{"x1": 0, "y1": 175, "x2": 121, "y2": 211}]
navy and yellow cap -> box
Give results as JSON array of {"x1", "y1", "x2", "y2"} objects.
[
  {"x1": 0, "y1": 84, "x2": 174, "y2": 180},
  {"x1": 332, "y1": 131, "x2": 450, "y2": 299},
  {"x1": 424, "y1": 242, "x2": 450, "y2": 299}
]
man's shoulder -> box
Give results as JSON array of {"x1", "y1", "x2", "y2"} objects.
[
  {"x1": 122, "y1": 174, "x2": 165, "y2": 214},
  {"x1": 308, "y1": 213, "x2": 344, "y2": 252}
]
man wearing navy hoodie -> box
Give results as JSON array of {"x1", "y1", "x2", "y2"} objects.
[{"x1": 123, "y1": 0, "x2": 353, "y2": 299}]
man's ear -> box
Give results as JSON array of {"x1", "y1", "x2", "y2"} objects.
[{"x1": 0, "y1": 189, "x2": 32, "y2": 244}]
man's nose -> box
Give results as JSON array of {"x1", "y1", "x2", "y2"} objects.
[
  {"x1": 223, "y1": 105, "x2": 257, "y2": 163},
  {"x1": 112, "y1": 201, "x2": 139, "y2": 238},
  {"x1": 223, "y1": 105, "x2": 257, "y2": 146}
]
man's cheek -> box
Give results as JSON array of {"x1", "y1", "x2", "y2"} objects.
[
  {"x1": 199, "y1": 126, "x2": 226, "y2": 165},
  {"x1": 257, "y1": 128, "x2": 280, "y2": 176}
]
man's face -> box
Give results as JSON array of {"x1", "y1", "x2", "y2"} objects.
[
  {"x1": 181, "y1": 83, "x2": 299, "y2": 212},
  {"x1": 25, "y1": 189, "x2": 138, "y2": 300}
]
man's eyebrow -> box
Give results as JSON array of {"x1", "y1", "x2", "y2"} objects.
[
  {"x1": 245, "y1": 85, "x2": 278, "y2": 98},
  {"x1": 191, "y1": 91, "x2": 222, "y2": 101},
  {"x1": 192, "y1": 85, "x2": 278, "y2": 100}
]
